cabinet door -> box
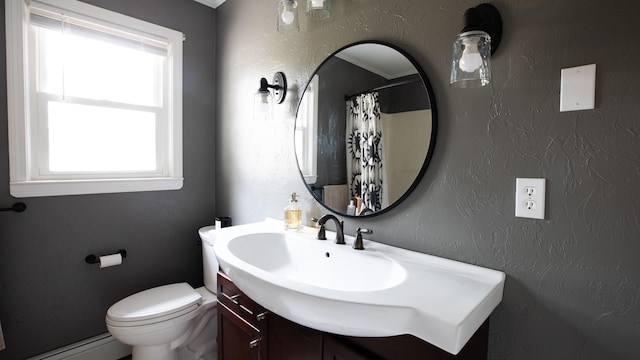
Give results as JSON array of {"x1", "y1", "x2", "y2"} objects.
[
  {"x1": 323, "y1": 335, "x2": 376, "y2": 360},
  {"x1": 218, "y1": 301, "x2": 264, "y2": 360},
  {"x1": 268, "y1": 313, "x2": 322, "y2": 360}
]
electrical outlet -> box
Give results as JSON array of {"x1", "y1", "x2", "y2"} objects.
[
  {"x1": 524, "y1": 186, "x2": 536, "y2": 197},
  {"x1": 515, "y1": 178, "x2": 545, "y2": 219},
  {"x1": 524, "y1": 200, "x2": 536, "y2": 210}
]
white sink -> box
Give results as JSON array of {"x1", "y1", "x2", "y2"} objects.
[
  {"x1": 227, "y1": 232, "x2": 407, "y2": 292},
  {"x1": 203, "y1": 218, "x2": 505, "y2": 355}
]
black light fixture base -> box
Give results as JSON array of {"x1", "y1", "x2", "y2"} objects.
[
  {"x1": 461, "y1": 3, "x2": 502, "y2": 55},
  {"x1": 272, "y1": 72, "x2": 287, "y2": 104}
]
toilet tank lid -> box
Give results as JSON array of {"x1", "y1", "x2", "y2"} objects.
[{"x1": 107, "y1": 283, "x2": 202, "y2": 322}]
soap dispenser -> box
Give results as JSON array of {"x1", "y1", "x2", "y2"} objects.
[{"x1": 284, "y1": 192, "x2": 302, "y2": 231}]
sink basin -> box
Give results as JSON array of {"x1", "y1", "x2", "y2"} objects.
[
  {"x1": 203, "y1": 218, "x2": 505, "y2": 355},
  {"x1": 227, "y1": 232, "x2": 407, "y2": 292}
]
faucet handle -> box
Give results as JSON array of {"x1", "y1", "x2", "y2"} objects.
[
  {"x1": 311, "y1": 218, "x2": 327, "y2": 240},
  {"x1": 353, "y1": 228, "x2": 372, "y2": 250},
  {"x1": 334, "y1": 220, "x2": 345, "y2": 245},
  {"x1": 317, "y1": 225, "x2": 327, "y2": 240}
]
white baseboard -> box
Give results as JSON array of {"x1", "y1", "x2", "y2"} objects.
[{"x1": 28, "y1": 333, "x2": 131, "y2": 360}]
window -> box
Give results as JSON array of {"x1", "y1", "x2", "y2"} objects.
[
  {"x1": 295, "y1": 75, "x2": 319, "y2": 185},
  {"x1": 5, "y1": 0, "x2": 183, "y2": 197}
]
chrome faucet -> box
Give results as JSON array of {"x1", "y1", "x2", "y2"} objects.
[
  {"x1": 313, "y1": 214, "x2": 345, "y2": 245},
  {"x1": 353, "y1": 228, "x2": 373, "y2": 250}
]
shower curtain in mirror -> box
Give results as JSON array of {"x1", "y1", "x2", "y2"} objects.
[{"x1": 346, "y1": 92, "x2": 383, "y2": 212}]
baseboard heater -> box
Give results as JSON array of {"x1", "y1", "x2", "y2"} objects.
[{"x1": 28, "y1": 333, "x2": 131, "y2": 360}]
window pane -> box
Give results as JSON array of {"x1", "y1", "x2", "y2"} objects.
[
  {"x1": 36, "y1": 27, "x2": 163, "y2": 107},
  {"x1": 47, "y1": 101, "x2": 157, "y2": 173}
]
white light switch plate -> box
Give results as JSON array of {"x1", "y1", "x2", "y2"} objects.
[
  {"x1": 560, "y1": 64, "x2": 596, "y2": 112},
  {"x1": 515, "y1": 178, "x2": 546, "y2": 219}
]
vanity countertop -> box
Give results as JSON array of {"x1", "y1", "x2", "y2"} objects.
[{"x1": 202, "y1": 218, "x2": 505, "y2": 355}]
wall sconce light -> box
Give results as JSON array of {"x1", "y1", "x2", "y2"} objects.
[
  {"x1": 254, "y1": 72, "x2": 287, "y2": 120},
  {"x1": 277, "y1": 0, "x2": 299, "y2": 33},
  {"x1": 449, "y1": 3, "x2": 502, "y2": 88},
  {"x1": 306, "y1": 0, "x2": 331, "y2": 20}
]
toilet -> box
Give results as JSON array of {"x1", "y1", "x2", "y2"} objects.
[{"x1": 106, "y1": 225, "x2": 219, "y2": 360}]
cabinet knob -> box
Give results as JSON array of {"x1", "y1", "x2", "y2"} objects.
[{"x1": 249, "y1": 338, "x2": 260, "y2": 348}]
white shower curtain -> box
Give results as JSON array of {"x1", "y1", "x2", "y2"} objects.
[{"x1": 346, "y1": 92, "x2": 384, "y2": 212}]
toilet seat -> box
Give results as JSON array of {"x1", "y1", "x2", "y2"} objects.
[{"x1": 106, "y1": 283, "x2": 202, "y2": 327}]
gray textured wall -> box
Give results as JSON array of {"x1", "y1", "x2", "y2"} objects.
[
  {"x1": 215, "y1": 0, "x2": 640, "y2": 359},
  {"x1": 0, "y1": 0, "x2": 215, "y2": 359}
]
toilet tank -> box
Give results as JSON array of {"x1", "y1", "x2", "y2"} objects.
[{"x1": 199, "y1": 226, "x2": 219, "y2": 294}]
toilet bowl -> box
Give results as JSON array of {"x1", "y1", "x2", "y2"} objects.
[{"x1": 106, "y1": 225, "x2": 219, "y2": 360}]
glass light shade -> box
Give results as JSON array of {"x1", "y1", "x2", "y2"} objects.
[
  {"x1": 254, "y1": 90, "x2": 273, "y2": 120},
  {"x1": 277, "y1": 0, "x2": 299, "y2": 33},
  {"x1": 450, "y1": 31, "x2": 492, "y2": 88},
  {"x1": 306, "y1": 0, "x2": 331, "y2": 19}
]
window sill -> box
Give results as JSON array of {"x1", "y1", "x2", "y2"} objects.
[
  {"x1": 10, "y1": 177, "x2": 183, "y2": 198},
  {"x1": 303, "y1": 175, "x2": 317, "y2": 185}
]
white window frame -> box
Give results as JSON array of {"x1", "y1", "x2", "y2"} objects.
[
  {"x1": 5, "y1": 0, "x2": 184, "y2": 197},
  {"x1": 295, "y1": 75, "x2": 319, "y2": 185}
]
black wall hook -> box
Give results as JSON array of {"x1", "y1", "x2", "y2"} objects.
[{"x1": 0, "y1": 202, "x2": 27, "y2": 213}]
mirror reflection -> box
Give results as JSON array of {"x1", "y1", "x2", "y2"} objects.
[{"x1": 295, "y1": 41, "x2": 436, "y2": 217}]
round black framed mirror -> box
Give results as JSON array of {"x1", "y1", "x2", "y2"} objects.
[{"x1": 294, "y1": 41, "x2": 437, "y2": 217}]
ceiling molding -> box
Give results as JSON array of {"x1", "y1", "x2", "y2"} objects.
[
  {"x1": 192, "y1": 0, "x2": 227, "y2": 9},
  {"x1": 335, "y1": 44, "x2": 417, "y2": 80}
]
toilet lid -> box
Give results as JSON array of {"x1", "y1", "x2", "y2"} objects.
[{"x1": 107, "y1": 283, "x2": 202, "y2": 323}]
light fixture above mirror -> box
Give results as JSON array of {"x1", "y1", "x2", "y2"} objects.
[
  {"x1": 449, "y1": 3, "x2": 502, "y2": 88},
  {"x1": 277, "y1": 0, "x2": 299, "y2": 33},
  {"x1": 306, "y1": 0, "x2": 331, "y2": 19},
  {"x1": 276, "y1": 0, "x2": 333, "y2": 32}
]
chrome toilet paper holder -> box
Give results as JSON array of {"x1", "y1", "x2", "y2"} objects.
[{"x1": 85, "y1": 249, "x2": 127, "y2": 265}]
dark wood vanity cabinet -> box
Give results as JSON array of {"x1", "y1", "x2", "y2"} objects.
[
  {"x1": 217, "y1": 271, "x2": 488, "y2": 360},
  {"x1": 322, "y1": 335, "x2": 375, "y2": 360},
  {"x1": 268, "y1": 313, "x2": 323, "y2": 359},
  {"x1": 217, "y1": 271, "x2": 268, "y2": 360}
]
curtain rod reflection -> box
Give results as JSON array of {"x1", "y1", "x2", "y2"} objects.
[{"x1": 344, "y1": 78, "x2": 421, "y2": 101}]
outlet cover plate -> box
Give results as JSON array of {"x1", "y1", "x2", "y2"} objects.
[{"x1": 515, "y1": 178, "x2": 545, "y2": 219}]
